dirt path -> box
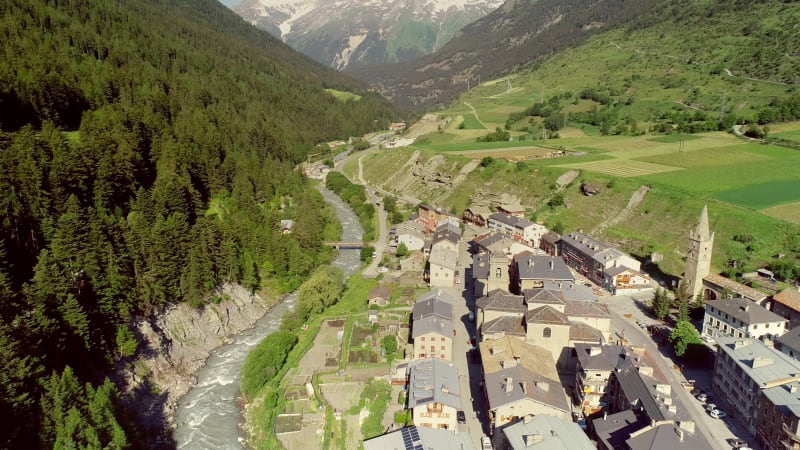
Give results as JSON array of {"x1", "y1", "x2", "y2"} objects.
[
  {"x1": 591, "y1": 185, "x2": 650, "y2": 235},
  {"x1": 464, "y1": 102, "x2": 488, "y2": 129}
]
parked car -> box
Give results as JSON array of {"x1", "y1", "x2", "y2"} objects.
[
  {"x1": 728, "y1": 438, "x2": 748, "y2": 448},
  {"x1": 457, "y1": 410, "x2": 466, "y2": 424},
  {"x1": 468, "y1": 311, "x2": 475, "y2": 322},
  {"x1": 710, "y1": 409, "x2": 727, "y2": 419},
  {"x1": 481, "y1": 436, "x2": 493, "y2": 450},
  {"x1": 696, "y1": 393, "x2": 708, "y2": 402},
  {"x1": 705, "y1": 403, "x2": 718, "y2": 412}
]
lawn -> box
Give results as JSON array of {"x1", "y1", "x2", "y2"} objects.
[
  {"x1": 459, "y1": 113, "x2": 486, "y2": 130},
  {"x1": 325, "y1": 89, "x2": 361, "y2": 102},
  {"x1": 714, "y1": 180, "x2": 800, "y2": 210}
]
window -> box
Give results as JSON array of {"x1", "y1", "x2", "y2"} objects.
[
  {"x1": 441, "y1": 337, "x2": 445, "y2": 342},
  {"x1": 421, "y1": 337, "x2": 425, "y2": 341},
  {"x1": 496, "y1": 268, "x2": 502, "y2": 278},
  {"x1": 754, "y1": 325, "x2": 758, "y2": 330},
  {"x1": 441, "y1": 346, "x2": 445, "y2": 350},
  {"x1": 543, "y1": 327, "x2": 552, "y2": 338}
]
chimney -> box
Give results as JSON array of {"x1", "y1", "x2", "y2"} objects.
[
  {"x1": 603, "y1": 411, "x2": 608, "y2": 421},
  {"x1": 589, "y1": 346, "x2": 602, "y2": 357},
  {"x1": 523, "y1": 414, "x2": 533, "y2": 424},
  {"x1": 505, "y1": 377, "x2": 513, "y2": 393},
  {"x1": 676, "y1": 428, "x2": 684, "y2": 443},
  {"x1": 549, "y1": 260, "x2": 554, "y2": 271},
  {"x1": 536, "y1": 381, "x2": 549, "y2": 392},
  {"x1": 442, "y1": 385, "x2": 449, "y2": 394},
  {"x1": 522, "y1": 381, "x2": 528, "y2": 394},
  {"x1": 678, "y1": 421, "x2": 695, "y2": 434},
  {"x1": 524, "y1": 434, "x2": 543, "y2": 447},
  {"x1": 790, "y1": 384, "x2": 798, "y2": 394},
  {"x1": 528, "y1": 257, "x2": 533, "y2": 268}
]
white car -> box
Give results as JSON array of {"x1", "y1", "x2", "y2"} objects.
[
  {"x1": 481, "y1": 436, "x2": 492, "y2": 449},
  {"x1": 710, "y1": 409, "x2": 727, "y2": 419},
  {"x1": 705, "y1": 403, "x2": 717, "y2": 412}
]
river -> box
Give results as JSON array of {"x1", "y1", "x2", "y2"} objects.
[{"x1": 173, "y1": 186, "x2": 364, "y2": 449}]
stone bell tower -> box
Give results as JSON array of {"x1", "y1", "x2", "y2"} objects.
[{"x1": 684, "y1": 205, "x2": 714, "y2": 299}]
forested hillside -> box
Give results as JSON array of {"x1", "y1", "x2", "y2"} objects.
[{"x1": 0, "y1": 0, "x2": 400, "y2": 447}]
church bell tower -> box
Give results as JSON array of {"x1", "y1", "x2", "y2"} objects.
[{"x1": 684, "y1": 205, "x2": 714, "y2": 299}]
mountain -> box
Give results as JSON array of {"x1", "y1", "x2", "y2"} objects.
[
  {"x1": 0, "y1": 0, "x2": 400, "y2": 447},
  {"x1": 349, "y1": 0, "x2": 663, "y2": 110},
  {"x1": 231, "y1": 0, "x2": 504, "y2": 70}
]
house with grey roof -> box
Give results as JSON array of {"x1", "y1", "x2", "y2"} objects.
[
  {"x1": 574, "y1": 344, "x2": 627, "y2": 414},
  {"x1": 412, "y1": 290, "x2": 453, "y2": 321},
  {"x1": 476, "y1": 289, "x2": 526, "y2": 328},
  {"x1": 559, "y1": 231, "x2": 641, "y2": 290},
  {"x1": 482, "y1": 316, "x2": 527, "y2": 340},
  {"x1": 411, "y1": 315, "x2": 453, "y2": 361},
  {"x1": 702, "y1": 297, "x2": 787, "y2": 343},
  {"x1": 363, "y1": 425, "x2": 476, "y2": 450},
  {"x1": 479, "y1": 336, "x2": 558, "y2": 379},
  {"x1": 484, "y1": 365, "x2": 569, "y2": 432},
  {"x1": 541, "y1": 280, "x2": 597, "y2": 301},
  {"x1": 625, "y1": 420, "x2": 710, "y2": 450},
  {"x1": 593, "y1": 409, "x2": 649, "y2": 450},
  {"x1": 540, "y1": 231, "x2": 560, "y2": 256},
  {"x1": 396, "y1": 220, "x2": 427, "y2": 251},
  {"x1": 473, "y1": 252, "x2": 491, "y2": 297},
  {"x1": 407, "y1": 358, "x2": 462, "y2": 430},
  {"x1": 512, "y1": 255, "x2": 574, "y2": 294},
  {"x1": 776, "y1": 326, "x2": 800, "y2": 362},
  {"x1": 769, "y1": 286, "x2": 800, "y2": 330},
  {"x1": 713, "y1": 335, "x2": 800, "y2": 448},
  {"x1": 463, "y1": 205, "x2": 493, "y2": 227},
  {"x1": 488, "y1": 212, "x2": 548, "y2": 247},
  {"x1": 604, "y1": 265, "x2": 653, "y2": 295},
  {"x1": 499, "y1": 413, "x2": 595, "y2": 450}
]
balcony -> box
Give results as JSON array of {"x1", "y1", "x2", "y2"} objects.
[{"x1": 783, "y1": 422, "x2": 800, "y2": 446}]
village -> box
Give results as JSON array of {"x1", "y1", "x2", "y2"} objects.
[{"x1": 275, "y1": 197, "x2": 800, "y2": 450}]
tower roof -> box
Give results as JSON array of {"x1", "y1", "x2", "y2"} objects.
[{"x1": 693, "y1": 204, "x2": 714, "y2": 241}]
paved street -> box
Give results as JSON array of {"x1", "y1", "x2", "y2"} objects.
[{"x1": 600, "y1": 290, "x2": 758, "y2": 450}]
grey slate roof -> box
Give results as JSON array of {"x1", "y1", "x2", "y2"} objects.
[
  {"x1": 574, "y1": 343, "x2": 626, "y2": 371},
  {"x1": 502, "y1": 414, "x2": 595, "y2": 450},
  {"x1": 626, "y1": 421, "x2": 713, "y2": 450},
  {"x1": 569, "y1": 322, "x2": 604, "y2": 343},
  {"x1": 526, "y1": 305, "x2": 570, "y2": 325},
  {"x1": 542, "y1": 280, "x2": 597, "y2": 301},
  {"x1": 428, "y1": 245, "x2": 458, "y2": 271},
  {"x1": 476, "y1": 290, "x2": 526, "y2": 314},
  {"x1": 412, "y1": 315, "x2": 453, "y2": 339},
  {"x1": 706, "y1": 297, "x2": 785, "y2": 325},
  {"x1": 777, "y1": 326, "x2": 800, "y2": 356},
  {"x1": 407, "y1": 358, "x2": 462, "y2": 410},
  {"x1": 473, "y1": 253, "x2": 490, "y2": 279},
  {"x1": 605, "y1": 265, "x2": 638, "y2": 277},
  {"x1": 523, "y1": 288, "x2": 566, "y2": 306},
  {"x1": 593, "y1": 410, "x2": 648, "y2": 450},
  {"x1": 564, "y1": 300, "x2": 611, "y2": 319},
  {"x1": 516, "y1": 255, "x2": 575, "y2": 283},
  {"x1": 541, "y1": 231, "x2": 560, "y2": 245},
  {"x1": 363, "y1": 426, "x2": 477, "y2": 450},
  {"x1": 416, "y1": 288, "x2": 455, "y2": 304},
  {"x1": 482, "y1": 316, "x2": 526, "y2": 337},
  {"x1": 615, "y1": 358, "x2": 665, "y2": 422},
  {"x1": 435, "y1": 222, "x2": 461, "y2": 237},
  {"x1": 489, "y1": 212, "x2": 535, "y2": 229},
  {"x1": 715, "y1": 334, "x2": 800, "y2": 418},
  {"x1": 480, "y1": 337, "x2": 558, "y2": 379},
  {"x1": 484, "y1": 365, "x2": 569, "y2": 413},
  {"x1": 412, "y1": 291, "x2": 453, "y2": 321}
]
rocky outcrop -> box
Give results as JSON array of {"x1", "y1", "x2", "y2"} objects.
[{"x1": 117, "y1": 283, "x2": 273, "y2": 446}]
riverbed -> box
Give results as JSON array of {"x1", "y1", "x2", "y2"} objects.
[{"x1": 173, "y1": 186, "x2": 364, "y2": 449}]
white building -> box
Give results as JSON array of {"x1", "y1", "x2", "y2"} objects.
[
  {"x1": 407, "y1": 359, "x2": 461, "y2": 430},
  {"x1": 702, "y1": 297, "x2": 788, "y2": 342}
]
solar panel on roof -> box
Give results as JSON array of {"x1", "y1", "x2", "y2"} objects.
[
  {"x1": 413, "y1": 445, "x2": 424, "y2": 450},
  {"x1": 409, "y1": 427, "x2": 420, "y2": 440}
]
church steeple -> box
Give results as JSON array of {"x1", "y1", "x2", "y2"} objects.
[{"x1": 685, "y1": 205, "x2": 715, "y2": 299}]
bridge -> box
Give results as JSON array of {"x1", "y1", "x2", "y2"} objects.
[{"x1": 323, "y1": 241, "x2": 366, "y2": 249}]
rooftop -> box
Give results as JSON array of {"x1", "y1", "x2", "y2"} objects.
[
  {"x1": 569, "y1": 322, "x2": 604, "y2": 343},
  {"x1": 476, "y1": 290, "x2": 526, "y2": 314},
  {"x1": 407, "y1": 358, "x2": 462, "y2": 410},
  {"x1": 516, "y1": 255, "x2": 574, "y2": 282},
  {"x1": 526, "y1": 305, "x2": 570, "y2": 326},
  {"x1": 593, "y1": 410, "x2": 649, "y2": 450},
  {"x1": 574, "y1": 343, "x2": 627, "y2": 371},
  {"x1": 412, "y1": 291, "x2": 453, "y2": 321},
  {"x1": 705, "y1": 297, "x2": 785, "y2": 325},
  {"x1": 626, "y1": 421, "x2": 712, "y2": 450},
  {"x1": 411, "y1": 315, "x2": 453, "y2": 339},
  {"x1": 704, "y1": 274, "x2": 768, "y2": 302},
  {"x1": 473, "y1": 253, "x2": 491, "y2": 279},
  {"x1": 363, "y1": 426, "x2": 476, "y2": 450},
  {"x1": 482, "y1": 315, "x2": 527, "y2": 338},
  {"x1": 428, "y1": 245, "x2": 458, "y2": 270},
  {"x1": 774, "y1": 287, "x2": 800, "y2": 313},
  {"x1": 502, "y1": 414, "x2": 595, "y2": 450},
  {"x1": 465, "y1": 205, "x2": 493, "y2": 217},
  {"x1": 489, "y1": 212, "x2": 537, "y2": 230},
  {"x1": 564, "y1": 300, "x2": 611, "y2": 319},
  {"x1": 715, "y1": 335, "x2": 800, "y2": 418},
  {"x1": 479, "y1": 336, "x2": 558, "y2": 379},
  {"x1": 523, "y1": 288, "x2": 566, "y2": 306},
  {"x1": 542, "y1": 280, "x2": 597, "y2": 301},
  {"x1": 777, "y1": 326, "x2": 800, "y2": 354},
  {"x1": 484, "y1": 365, "x2": 569, "y2": 413}
]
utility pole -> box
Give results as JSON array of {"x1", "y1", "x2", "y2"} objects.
[{"x1": 719, "y1": 90, "x2": 727, "y2": 122}]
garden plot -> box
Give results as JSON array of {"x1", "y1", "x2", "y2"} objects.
[
  {"x1": 348, "y1": 324, "x2": 381, "y2": 364},
  {"x1": 295, "y1": 319, "x2": 345, "y2": 380},
  {"x1": 557, "y1": 159, "x2": 682, "y2": 177}
]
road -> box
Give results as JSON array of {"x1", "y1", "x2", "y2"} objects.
[{"x1": 601, "y1": 291, "x2": 752, "y2": 450}]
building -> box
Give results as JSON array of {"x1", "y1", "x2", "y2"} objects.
[
  {"x1": 511, "y1": 254, "x2": 574, "y2": 294},
  {"x1": 593, "y1": 410, "x2": 649, "y2": 450},
  {"x1": 498, "y1": 203, "x2": 526, "y2": 218},
  {"x1": 703, "y1": 273, "x2": 769, "y2": 304},
  {"x1": 770, "y1": 287, "x2": 800, "y2": 330},
  {"x1": 702, "y1": 297, "x2": 787, "y2": 342},
  {"x1": 400, "y1": 251, "x2": 425, "y2": 272},
  {"x1": 604, "y1": 266, "x2": 652, "y2": 295},
  {"x1": 428, "y1": 245, "x2": 458, "y2": 288},
  {"x1": 474, "y1": 232, "x2": 536, "y2": 258},
  {"x1": 476, "y1": 290, "x2": 526, "y2": 334},
  {"x1": 368, "y1": 286, "x2": 391, "y2": 307},
  {"x1": 684, "y1": 205, "x2": 715, "y2": 300},
  {"x1": 488, "y1": 213, "x2": 548, "y2": 247},
  {"x1": 412, "y1": 315, "x2": 453, "y2": 361},
  {"x1": 363, "y1": 426, "x2": 476, "y2": 450},
  {"x1": 432, "y1": 222, "x2": 461, "y2": 253},
  {"x1": 559, "y1": 231, "x2": 641, "y2": 290},
  {"x1": 417, "y1": 204, "x2": 459, "y2": 233},
  {"x1": 396, "y1": 220, "x2": 427, "y2": 251},
  {"x1": 574, "y1": 344, "x2": 627, "y2": 414},
  {"x1": 776, "y1": 327, "x2": 800, "y2": 361},
  {"x1": 463, "y1": 205, "x2": 493, "y2": 227},
  {"x1": 539, "y1": 232, "x2": 560, "y2": 256},
  {"x1": 498, "y1": 414, "x2": 595, "y2": 450},
  {"x1": 713, "y1": 335, "x2": 800, "y2": 450},
  {"x1": 412, "y1": 290, "x2": 453, "y2": 322},
  {"x1": 484, "y1": 365, "x2": 570, "y2": 431},
  {"x1": 479, "y1": 336, "x2": 559, "y2": 380},
  {"x1": 407, "y1": 359, "x2": 462, "y2": 430}
]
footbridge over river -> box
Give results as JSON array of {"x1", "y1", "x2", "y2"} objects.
[{"x1": 323, "y1": 241, "x2": 366, "y2": 249}]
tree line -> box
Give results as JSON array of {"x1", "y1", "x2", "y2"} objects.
[{"x1": 0, "y1": 0, "x2": 401, "y2": 447}]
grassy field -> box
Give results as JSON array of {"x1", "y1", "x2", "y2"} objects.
[
  {"x1": 324, "y1": 88, "x2": 361, "y2": 102},
  {"x1": 459, "y1": 113, "x2": 486, "y2": 130},
  {"x1": 714, "y1": 180, "x2": 800, "y2": 210}
]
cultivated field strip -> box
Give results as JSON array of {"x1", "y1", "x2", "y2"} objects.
[{"x1": 556, "y1": 159, "x2": 683, "y2": 177}]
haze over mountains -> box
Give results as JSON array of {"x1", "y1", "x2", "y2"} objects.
[{"x1": 229, "y1": 0, "x2": 503, "y2": 69}]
